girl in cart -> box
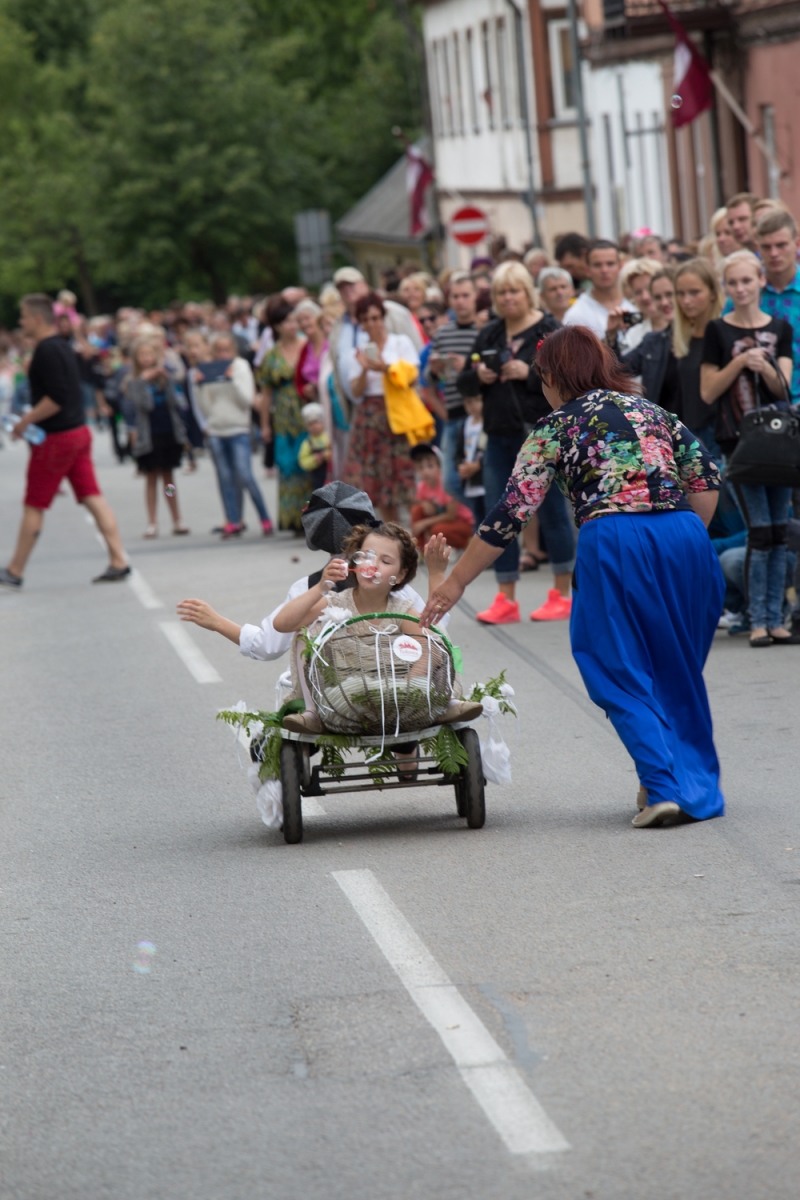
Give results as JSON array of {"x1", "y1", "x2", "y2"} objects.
[{"x1": 271, "y1": 523, "x2": 482, "y2": 745}]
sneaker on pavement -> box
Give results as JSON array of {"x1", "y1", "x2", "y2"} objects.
[
  {"x1": 632, "y1": 800, "x2": 683, "y2": 828},
  {"x1": 0, "y1": 566, "x2": 22, "y2": 588},
  {"x1": 476, "y1": 593, "x2": 520, "y2": 624},
  {"x1": 92, "y1": 565, "x2": 132, "y2": 583},
  {"x1": 261, "y1": 519, "x2": 274, "y2": 536},
  {"x1": 221, "y1": 522, "x2": 242, "y2": 538},
  {"x1": 530, "y1": 588, "x2": 572, "y2": 621},
  {"x1": 717, "y1": 608, "x2": 739, "y2": 629}
]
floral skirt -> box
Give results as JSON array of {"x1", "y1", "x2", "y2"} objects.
[{"x1": 343, "y1": 394, "x2": 414, "y2": 510}]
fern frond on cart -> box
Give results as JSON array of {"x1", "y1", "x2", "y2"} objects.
[
  {"x1": 317, "y1": 732, "x2": 358, "y2": 778},
  {"x1": 467, "y1": 670, "x2": 517, "y2": 716},
  {"x1": 421, "y1": 725, "x2": 469, "y2": 776}
]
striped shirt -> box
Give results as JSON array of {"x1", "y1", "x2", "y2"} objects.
[{"x1": 431, "y1": 321, "x2": 478, "y2": 418}]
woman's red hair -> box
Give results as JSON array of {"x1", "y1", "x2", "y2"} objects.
[{"x1": 535, "y1": 325, "x2": 640, "y2": 399}]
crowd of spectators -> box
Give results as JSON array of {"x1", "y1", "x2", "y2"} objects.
[{"x1": 2, "y1": 188, "x2": 799, "y2": 641}]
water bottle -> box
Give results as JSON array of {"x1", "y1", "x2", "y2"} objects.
[{"x1": 1, "y1": 414, "x2": 47, "y2": 444}]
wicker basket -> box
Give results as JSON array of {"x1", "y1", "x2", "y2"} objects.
[{"x1": 305, "y1": 614, "x2": 460, "y2": 735}]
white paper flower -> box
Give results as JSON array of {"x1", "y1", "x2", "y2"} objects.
[
  {"x1": 480, "y1": 695, "x2": 501, "y2": 717},
  {"x1": 498, "y1": 683, "x2": 515, "y2": 697}
]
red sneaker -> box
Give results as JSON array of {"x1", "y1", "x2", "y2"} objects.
[
  {"x1": 221, "y1": 522, "x2": 242, "y2": 539},
  {"x1": 530, "y1": 588, "x2": 572, "y2": 621},
  {"x1": 476, "y1": 592, "x2": 521, "y2": 624},
  {"x1": 261, "y1": 519, "x2": 274, "y2": 536}
]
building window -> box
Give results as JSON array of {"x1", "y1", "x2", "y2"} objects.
[
  {"x1": 436, "y1": 38, "x2": 454, "y2": 136},
  {"x1": 466, "y1": 27, "x2": 480, "y2": 134},
  {"x1": 481, "y1": 20, "x2": 495, "y2": 131},
  {"x1": 452, "y1": 32, "x2": 465, "y2": 135},
  {"x1": 548, "y1": 20, "x2": 577, "y2": 119},
  {"x1": 427, "y1": 42, "x2": 443, "y2": 138},
  {"x1": 495, "y1": 17, "x2": 511, "y2": 129}
]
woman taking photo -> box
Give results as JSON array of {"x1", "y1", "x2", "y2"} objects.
[
  {"x1": 608, "y1": 267, "x2": 677, "y2": 409},
  {"x1": 456, "y1": 261, "x2": 572, "y2": 625},
  {"x1": 423, "y1": 326, "x2": 725, "y2": 829},
  {"x1": 701, "y1": 249, "x2": 794, "y2": 646},
  {"x1": 258, "y1": 300, "x2": 308, "y2": 533},
  {"x1": 343, "y1": 292, "x2": 418, "y2": 524}
]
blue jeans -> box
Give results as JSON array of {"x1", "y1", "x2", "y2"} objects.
[
  {"x1": 735, "y1": 483, "x2": 792, "y2": 628},
  {"x1": 208, "y1": 433, "x2": 270, "y2": 526},
  {"x1": 483, "y1": 433, "x2": 576, "y2": 584},
  {"x1": 440, "y1": 417, "x2": 466, "y2": 503}
]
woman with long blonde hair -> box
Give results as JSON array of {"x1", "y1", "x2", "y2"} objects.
[{"x1": 673, "y1": 259, "x2": 724, "y2": 452}]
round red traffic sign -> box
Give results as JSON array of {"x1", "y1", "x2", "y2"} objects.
[{"x1": 450, "y1": 205, "x2": 489, "y2": 245}]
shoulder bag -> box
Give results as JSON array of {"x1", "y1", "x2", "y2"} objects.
[{"x1": 724, "y1": 356, "x2": 800, "y2": 487}]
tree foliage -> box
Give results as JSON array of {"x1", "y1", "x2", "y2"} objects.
[{"x1": 0, "y1": 0, "x2": 421, "y2": 312}]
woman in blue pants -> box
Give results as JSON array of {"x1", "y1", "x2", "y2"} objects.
[{"x1": 423, "y1": 326, "x2": 725, "y2": 828}]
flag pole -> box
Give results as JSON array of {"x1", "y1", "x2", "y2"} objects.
[
  {"x1": 567, "y1": 0, "x2": 596, "y2": 237},
  {"x1": 709, "y1": 70, "x2": 782, "y2": 185}
]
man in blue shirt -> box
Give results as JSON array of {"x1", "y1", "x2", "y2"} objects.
[{"x1": 755, "y1": 208, "x2": 800, "y2": 403}]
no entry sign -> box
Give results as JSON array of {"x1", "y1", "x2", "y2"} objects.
[{"x1": 450, "y1": 205, "x2": 489, "y2": 245}]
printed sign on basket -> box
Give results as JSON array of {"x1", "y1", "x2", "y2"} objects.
[{"x1": 392, "y1": 634, "x2": 423, "y2": 663}]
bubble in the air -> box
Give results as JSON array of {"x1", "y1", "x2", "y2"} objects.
[
  {"x1": 133, "y1": 941, "x2": 157, "y2": 974},
  {"x1": 164, "y1": 484, "x2": 176, "y2": 497},
  {"x1": 671, "y1": 94, "x2": 683, "y2": 109}
]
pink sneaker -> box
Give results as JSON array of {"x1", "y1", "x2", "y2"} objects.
[
  {"x1": 221, "y1": 522, "x2": 242, "y2": 539},
  {"x1": 530, "y1": 588, "x2": 572, "y2": 621},
  {"x1": 476, "y1": 592, "x2": 521, "y2": 624},
  {"x1": 261, "y1": 519, "x2": 274, "y2": 536}
]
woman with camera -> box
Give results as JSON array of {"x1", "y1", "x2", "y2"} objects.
[
  {"x1": 701, "y1": 249, "x2": 794, "y2": 647},
  {"x1": 607, "y1": 267, "x2": 679, "y2": 411},
  {"x1": 455, "y1": 261, "x2": 572, "y2": 625}
]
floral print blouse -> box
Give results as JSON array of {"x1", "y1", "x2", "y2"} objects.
[{"x1": 478, "y1": 389, "x2": 721, "y2": 546}]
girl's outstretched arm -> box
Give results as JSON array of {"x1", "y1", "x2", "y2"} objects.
[{"x1": 177, "y1": 599, "x2": 241, "y2": 644}]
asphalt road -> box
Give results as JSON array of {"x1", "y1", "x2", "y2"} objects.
[{"x1": 1, "y1": 430, "x2": 799, "y2": 1200}]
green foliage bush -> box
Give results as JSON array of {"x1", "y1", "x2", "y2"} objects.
[{"x1": 0, "y1": 0, "x2": 422, "y2": 315}]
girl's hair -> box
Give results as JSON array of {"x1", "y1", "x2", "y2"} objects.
[
  {"x1": 619, "y1": 256, "x2": 662, "y2": 295},
  {"x1": 340, "y1": 522, "x2": 417, "y2": 591},
  {"x1": 535, "y1": 325, "x2": 641, "y2": 397},
  {"x1": 650, "y1": 265, "x2": 676, "y2": 290},
  {"x1": 354, "y1": 292, "x2": 385, "y2": 322},
  {"x1": 672, "y1": 258, "x2": 723, "y2": 358},
  {"x1": 491, "y1": 260, "x2": 536, "y2": 312},
  {"x1": 721, "y1": 248, "x2": 763, "y2": 282},
  {"x1": 210, "y1": 331, "x2": 236, "y2": 356},
  {"x1": 710, "y1": 206, "x2": 729, "y2": 234},
  {"x1": 131, "y1": 336, "x2": 162, "y2": 376}
]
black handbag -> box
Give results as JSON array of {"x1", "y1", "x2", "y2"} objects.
[{"x1": 725, "y1": 362, "x2": 800, "y2": 487}]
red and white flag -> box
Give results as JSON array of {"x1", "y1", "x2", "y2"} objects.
[
  {"x1": 406, "y1": 145, "x2": 434, "y2": 236},
  {"x1": 658, "y1": 0, "x2": 713, "y2": 128}
]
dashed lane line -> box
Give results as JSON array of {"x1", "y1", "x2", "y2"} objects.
[
  {"x1": 159, "y1": 621, "x2": 222, "y2": 684},
  {"x1": 333, "y1": 868, "x2": 569, "y2": 1156},
  {"x1": 128, "y1": 569, "x2": 164, "y2": 610}
]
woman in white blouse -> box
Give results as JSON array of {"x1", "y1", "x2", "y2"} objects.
[{"x1": 344, "y1": 292, "x2": 419, "y2": 523}]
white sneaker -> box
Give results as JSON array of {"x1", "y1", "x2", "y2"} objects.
[{"x1": 717, "y1": 609, "x2": 739, "y2": 629}]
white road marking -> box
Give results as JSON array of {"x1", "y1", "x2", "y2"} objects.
[
  {"x1": 128, "y1": 569, "x2": 164, "y2": 610},
  {"x1": 333, "y1": 869, "x2": 569, "y2": 1156},
  {"x1": 83, "y1": 510, "x2": 106, "y2": 549},
  {"x1": 159, "y1": 621, "x2": 221, "y2": 683}
]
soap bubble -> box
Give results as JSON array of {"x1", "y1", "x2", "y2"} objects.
[
  {"x1": 670, "y1": 94, "x2": 683, "y2": 110},
  {"x1": 164, "y1": 484, "x2": 176, "y2": 497},
  {"x1": 132, "y1": 941, "x2": 157, "y2": 974},
  {"x1": 352, "y1": 550, "x2": 378, "y2": 567}
]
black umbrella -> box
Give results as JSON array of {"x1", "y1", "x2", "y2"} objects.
[{"x1": 301, "y1": 481, "x2": 379, "y2": 555}]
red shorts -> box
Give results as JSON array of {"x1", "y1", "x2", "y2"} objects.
[{"x1": 24, "y1": 425, "x2": 102, "y2": 510}]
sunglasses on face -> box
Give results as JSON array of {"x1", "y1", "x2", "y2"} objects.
[{"x1": 419, "y1": 315, "x2": 437, "y2": 325}]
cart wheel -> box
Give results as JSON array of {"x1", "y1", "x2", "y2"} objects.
[
  {"x1": 454, "y1": 776, "x2": 466, "y2": 818},
  {"x1": 456, "y1": 728, "x2": 485, "y2": 828},
  {"x1": 280, "y1": 741, "x2": 304, "y2": 844}
]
